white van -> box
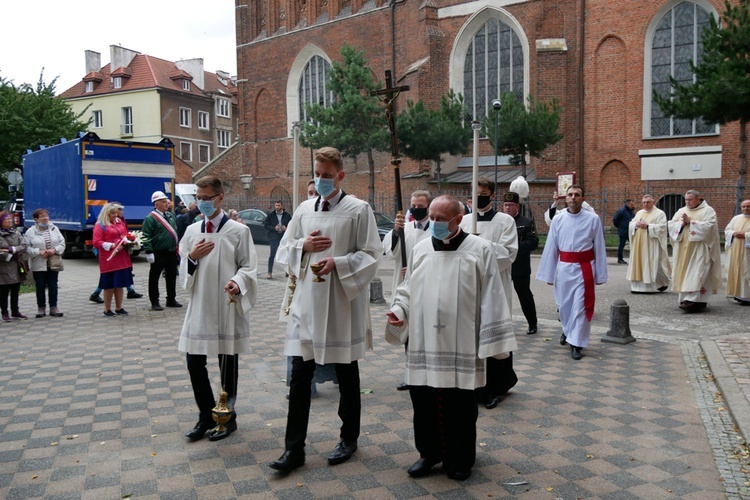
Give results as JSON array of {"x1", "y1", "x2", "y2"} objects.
[{"x1": 175, "y1": 183, "x2": 198, "y2": 208}]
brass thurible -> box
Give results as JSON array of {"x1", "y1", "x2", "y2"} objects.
[
  {"x1": 284, "y1": 274, "x2": 297, "y2": 316},
  {"x1": 212, "y1": 388, "x2": 233, "y2": 432}
]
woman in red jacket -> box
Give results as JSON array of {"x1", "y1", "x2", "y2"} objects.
[{"x1": 93, "y1": 203, "x2": 134, "y2": 317}]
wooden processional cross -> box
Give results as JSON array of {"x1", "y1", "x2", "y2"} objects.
[{"x1": 370, "y1": 70, "x2": 410, "y2": 264}]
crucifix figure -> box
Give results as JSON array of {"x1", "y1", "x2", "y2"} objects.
[{"x1": 371, "y1": 70, "x2": 410, "y2": 264}]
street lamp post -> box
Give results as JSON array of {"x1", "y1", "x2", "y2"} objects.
[{"x1": 492, "y1": 98, "x2": 501, "y2": 210}]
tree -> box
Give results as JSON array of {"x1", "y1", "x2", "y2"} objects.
[
  {"x1": 482, "y1": 91, "x2": 562, "y2": 178},
  {"x1": 653, "y1": 0, "x2": 750, "y2": 211},
  {"x1": 300, "y1": 44, "x2": 389, "y2": 206},
  {"x1": 0, "y1": 71, "x2": 89, "y2": 181},
  {"x1": 397, "y1": 90, "x2": 473, "y2": 193}
]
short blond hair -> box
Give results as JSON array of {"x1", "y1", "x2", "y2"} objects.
[{"x1": 314, "y1": 147, "x2": 343, "y2": 171}]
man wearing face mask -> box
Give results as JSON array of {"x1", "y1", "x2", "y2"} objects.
[
  {"x1": 459, "y1": 177, "x2": 518, "y2": 409},
  {"x1": 270, "y1": 147, "x2": 382, "y2": 473},
  {"x1": 179, "y1": 175, "x2": 258, "y2": 442},
  {"x1": 386, "y1": 194, "x2": 515, "y2": 481},
  {"x1": 382, "y1": 190, "x2": 432, "y2": 391}
]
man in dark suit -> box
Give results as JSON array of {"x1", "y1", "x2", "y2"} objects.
[
  {"x1": 263, "y1": 201, "x2": 292, "y2": 279},
  {"x1": 503, "y1": 192, "x2": 539, "y2": 335}
]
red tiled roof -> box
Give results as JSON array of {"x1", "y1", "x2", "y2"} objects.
[
  {"x1": 82, "y1": 71, "x2": 103, "y2": 83},
  {"x1": 60, "y1": 53, "x2": 237, "y2": 103}
]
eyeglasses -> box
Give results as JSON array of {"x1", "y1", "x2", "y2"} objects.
[{"x1": 196, "y1": 194, "x2": 220, "y2": 202}]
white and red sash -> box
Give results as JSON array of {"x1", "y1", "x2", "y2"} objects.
[{"x1": 150, "y1": 211, "x2": 179, "y2": 248}]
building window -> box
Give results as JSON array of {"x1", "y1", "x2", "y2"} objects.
[
  {"x1": 463, "y1": 18, "x2": 525, "y2": 122},
  {"x1": 113, "y1": 76, "x2": 122, "y2": 89},
  {"x1": 649, "y1": 1, "x2": 716, "y2": 137},
  {"x1": 183, "y1": 79, "x2": 191, "y2": 91},
  {"x1": 298, "y1": 55, "x2": 334, "y2": 123},
  {"x1": 217, "y1": 129, "x2": 231, "y2": 148},
  {"x1": 217, "y1": 98, "x2": 230, "y2": 118},
  {"x1": 92, "y1": 110, "x2": 103, "y2": 128},
  {"x1": 121, "y1": 107, "x2": 133, "y2": 136},
  {"x1": 85, "y1": 81, "x2": 94, "y2": 93},
  {"x1": 180, "y1": 107, "x2": 191, "y2": 128},
  {"x1": 199, "y1": 144, "x2": 210, "y2": 163},
  {"x1": 198, "y1": 111, "x2": 210, "y2": 130},
  {"x1": 180, "y1": 142, "x2": 192, "y2": 162}
]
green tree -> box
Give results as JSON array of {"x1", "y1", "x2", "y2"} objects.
[
  {"x1": 0, "y1": 71, "x2": 89, "y2": 181},
  {"x1": 300, "y1": 44, "x2": 388, "y2": 206},
  {"x1": 653, "y1": 0, "x2": 750, "y2": 210},
  {"x1": 397, "y1": 90, "x2": 473, "y2": 193},
  {"x1": 482, "y1": 91, "x2": 562, "y2": 178}
]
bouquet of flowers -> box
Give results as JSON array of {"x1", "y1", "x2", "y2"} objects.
[
  {"x1": 130, "y1": 231, "x2": 146, "y2": 251},
  {"x1": 108, "y1": 233, "x2": 140, "y2": 261}
]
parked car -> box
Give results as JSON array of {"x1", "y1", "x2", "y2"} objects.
[
  {"x1": 237, "y1": 209, "x2": 269, "y2": 244},
  {"x1": 4, "y1": 198, "x2": 23, "y2": 228},
  {"x1": 373, "y1": 211, "x2": 395, "y2": 241}
]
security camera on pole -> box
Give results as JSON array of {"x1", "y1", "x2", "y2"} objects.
[{"x1": 492, "y1": 99, "x2": 502, "y2": 210}]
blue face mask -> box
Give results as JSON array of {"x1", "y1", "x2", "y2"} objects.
[
  {"x1": 198, "y1": 200, "x2": 216, "y2": 217},
  {"x1": 314, "y1": 177, "x2": 336, "y2": 198},
  {"x1": 430, "y1": 215, "x2": 458, "y2": 240},
  {"x1": 38, "y1": 223, "x2": 49, "y2": 229}
]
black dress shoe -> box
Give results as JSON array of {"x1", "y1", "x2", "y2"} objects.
[
  {"x1": 89, "y1": 293, "x2": 104, "y2": 304},
  {"x1": 269, "y1": 450, "x2": 305, "y2": 472},
  {"x1": 559, "y1": 333, "x2": 567, "y2": 345},
  {"x1": 396, "y1": 382, "x2": 409, "y2": 391},
  {"x1": 657, "y1": 286, "x2": 668, "y2": 292},
  {"x1": 166, "y1": 300, "x2": 183, "y2": 308},
  {"x1": 617, "y1": 260, "x2": 627, "y2": 264},
  {"x1": 484, "y1": 395, "x2": 502, "y2": 409},
  {"x1": 407, "y1": 457, "x2": 441, "y2": 477},
  {"x1": 127, "y1": 290, "x2": 143, "y2": 299},
  {"x1": 208, "y1": 419, "x2": 237, "y2": 441},
  {"x1": 185, "y1": 421, "x2": 215, "y2": 441},
  {"x1": 151, "y1": 304, "x2": 164, "y2": 311},
  {"x1": 328, "y1": 439, "x2": 357, "y2": 465},
  {"x1": 527, "y1": 326, "x2": 538, "y2": 335},
  {"x1": 446, "y1": 469, "x2": 471, "y2": 481},
  {"x1": 571, "y1": 346, "x2": 583, "y2": 360}
]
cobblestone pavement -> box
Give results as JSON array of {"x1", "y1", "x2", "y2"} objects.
[{"x1": 0, "y1": 249, "x2": 749, "y2": 499}]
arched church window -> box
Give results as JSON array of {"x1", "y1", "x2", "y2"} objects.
[
  {"x1": 298, "y1": 55, "x2": 333, "y2": 122},
  {"x1": 463, "y1": 18, "x2": 525, "y2": 122},
  {"x1": 649, "y1": 1, "x2": 716, "y2": 137}
]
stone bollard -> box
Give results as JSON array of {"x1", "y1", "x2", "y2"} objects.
[
  {"x1": 601, "y1": 299, "x2": 636, "y2": 344},
  {"x1": 370, "y1": 277, "x2": 386, "y2": 304}
]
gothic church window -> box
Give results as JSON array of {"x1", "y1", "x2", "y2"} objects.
[
  {"x1": 298, "y1": 55, "x2": 333, "y2": 123},
  {"x1": 649, "y1": 1, "x2": 716, "y2": 137},
  {"x1": 463, "y1": 18, "x2": 525, "y2": 122}
]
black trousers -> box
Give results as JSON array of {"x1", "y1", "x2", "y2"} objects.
[
  {"x1": 33, "y1": 270, "x2": 59, "y2": 308},
  {"x1": 512, "y1": 274, "x2": 537, "y2": 328},
  {"x1": 285, "y1": 357, "x2": 361, "y2": 452},
  {"x1": 410, "y1": 386, "x2": 478, "y2": 474},
  {"x1": 268, "y1": 236, "x2": 281, "y2": 274},
  {"x1": 186, "y1": 353, "x2": 239, "y2": 423},
  {"x1": 0, "y1": 282, "x2": 21, "y2": 314},
  {"x1": 148, "y1": 250, "x2": 177, "y2": 305},
  {"x1": 617, "y1": 233, "x2": 628, "y2": 261},
  {"x1": 475, "y1": 353, "x2": 517, "y2": 400}
]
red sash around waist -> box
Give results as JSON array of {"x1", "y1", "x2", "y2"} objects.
[{"x1": 559, "y1": 249, "x2": 596, "y2": 321}]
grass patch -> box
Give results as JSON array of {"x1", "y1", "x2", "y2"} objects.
[{"x1": 20, "y1": 282, "x2": 36, "y2": 294}]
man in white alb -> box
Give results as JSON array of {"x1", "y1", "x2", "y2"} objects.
[
  {"x1": 725, "y1": 199, "x2": 750, "y2": 305},
  {"x1": 626, "y1": 194, "x2": 671, "y2": 293}
]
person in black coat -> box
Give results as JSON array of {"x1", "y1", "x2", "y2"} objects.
[
  {"x1": 503, "y1": 192, "x2": 539, "y2": 335},
  {"x1": 263, "y1": 201, "x2": 292, "y2": 279},
  {"x1": 612, "y1": 199, "x2": 635, "y2": 264}
]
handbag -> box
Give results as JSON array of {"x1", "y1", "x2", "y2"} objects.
[{"x1": 48, "y1": 254, "x2": 64, "y2": 272}]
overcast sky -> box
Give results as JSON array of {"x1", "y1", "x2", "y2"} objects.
[{"x1": 1, "y1": 1, "x2": 237, "y2": 94}]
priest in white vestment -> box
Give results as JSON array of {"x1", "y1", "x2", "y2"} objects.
[
  {"x1": 668, "y1": 190, "x2": 722, "y2": 312},
  {"x1": 626, "y1": 194, "x2": 671, "y2": 293},
  {"x1": 537, "y1": 185, "x2": 607, "y2": 360},
  {"x1": 458, "y1": 177, "x2": 518, "y2": 409},
  {"x1": 386, "y1": 195, "x2": 516, "y2": 481},
  {"x1": 725, "y1": 200, "x2": 750, "y2": 305},
  {"x1": 178, "y1": 176, "x2": 258, "y2": 442},
  {"x1": 270, "y1": 147, "x2": 382, "y2": 473}
]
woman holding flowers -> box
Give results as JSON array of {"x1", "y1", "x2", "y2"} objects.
[{"x1": 93, "y1": 202, "x2": 135, "y2": 317}]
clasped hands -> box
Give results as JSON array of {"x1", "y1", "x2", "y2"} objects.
[{"x1": 303, "y1": 230, "x2": 335, "y2": 276}]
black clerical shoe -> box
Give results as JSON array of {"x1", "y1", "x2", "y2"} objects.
[
  {"x1": 269, "y1": 450, "x2": 305, "y2": 472},
  {"x1": 151, "y1": 303, "x2": 164, "y2": 311},
  {"x1": 328, "y1": 439, "x2": 357, "y2": 465},
  {"x1": 407, "y1": 457, "x2": 441, "y2": 478},
  {"x1": 127, "y1": 290, "x2": 143, "y2": 299},
  {"x1": 559, "y1": 333, "x2": 567, "y2": 345},
  {"x1": 527, "y1": 325, "x2": 538, "y2": 335},
  {"x1": 484, "y1": 395, "x2": 502, "y2": 409},
  {"x1": 571, "y1": 346, "x2": 583, "y2": 360},
  {"x1": 208, "y1": 419, "x2": 237, "y2": 441},
  {"x1": 396, "y1": 382, "x2": 409, "y2": 391},
  {"x1": 166, "y1": 300, "x2": 182, "y2": 308},
  {"x1": 185, "y1": 421, "x2": 215, "y2": 441},
  {"x1": 446, "y1": 469, "x2": 472, "y2": 481}
]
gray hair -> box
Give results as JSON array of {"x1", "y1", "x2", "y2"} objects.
[
  {"x1": 686, "y1": 189, "x2": 700, "y2": 198},
  {"x1": 411, "y1": 190, "x2": 433, "y2": 204}
]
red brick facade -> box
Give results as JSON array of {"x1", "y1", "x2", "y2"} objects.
[{"x1": 207, "y1": 0, "x2": 743, "y2": 224}]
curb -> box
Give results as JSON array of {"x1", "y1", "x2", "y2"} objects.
[{"x1": 701, "y1": 339, "x2": 750, "y2": 444}]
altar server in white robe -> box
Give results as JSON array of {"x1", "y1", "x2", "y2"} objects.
[
  {"x1": 179, "y1": 175, "x2": 258, "y2": 442},
  {"x1": 386, "y1": 195, "x2": 516, "y2": 481},
  {"x1": 537, "y1": 185, "x2": 607, "y2": 360},
  {"x1": 668, "y1": 190, "x2": 722, "y2": 312},
  {"x1": 626, "y1": 194, "x2": 671, "y2": 293},
  {"x1": 725, "y1": 199, "x2": 750, "y2": 305},
  {"x1": 459, "y1": 177, "x2": 518, "y2": 409},
  {"x1": 270, "y1": 147, "x2": 382, "y2": 473}
]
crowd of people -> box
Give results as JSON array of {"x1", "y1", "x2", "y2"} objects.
[{"x1": 3, "y1": 145, "x2": 747, "y2": 483}]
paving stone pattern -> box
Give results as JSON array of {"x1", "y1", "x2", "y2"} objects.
[{"x1": 0, "y1": 266, "x2": 747, "y2": 498}]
